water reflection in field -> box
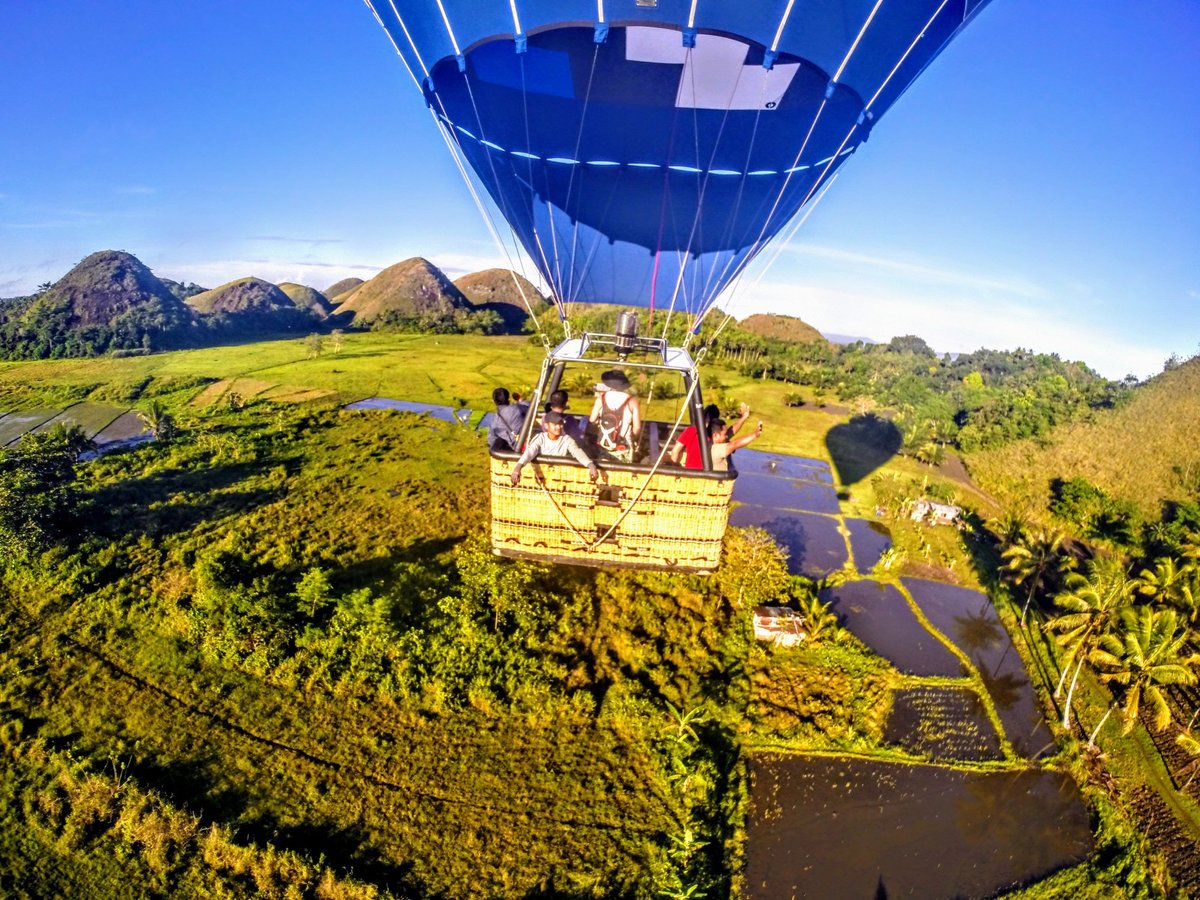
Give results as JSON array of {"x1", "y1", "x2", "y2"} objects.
[
  {"x1": 746, "y1": 755, "x2": 1092, "y2": 900},
  {"x1": 821, "y1": 580, "x2": 961, "y2": 676},
  {"x1": 903, "y1": 578, "x2": 1056, "y2": 759},
  {"x1": 730, "y1": 507, "x2": 848, "y2": 577},
  {"x1": 845, "y1": 518, "x2": 893, "y2": 573}
]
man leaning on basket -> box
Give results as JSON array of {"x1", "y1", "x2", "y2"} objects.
[{"x1": 510, "y1": 410, "x2": 599, "y2": 485}]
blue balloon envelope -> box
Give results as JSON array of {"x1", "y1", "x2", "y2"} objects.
[{"x1": 367, "y1": 0, "x2": 993, "y2": 318}]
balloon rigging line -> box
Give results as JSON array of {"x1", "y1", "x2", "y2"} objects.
[
  {"x1": 832, "y1": 0, "x2": 885, "y2": 82},
  {"x1": 366, "y1": 0, "x2": 541, "y2": 330},
  {"x1": 686, "y1": 0, "x2": 699, "y2": 30},
  {"x1": 433, "y1": 0, "x2": 462, "y2": 58},
  {"x1": 716, "y1": 0, "x2": 886, "y2": 298},
  {"x1": 696, "y1": 96, "x2": 768, "y2": 313},
  {"x1": 508, "y1": 0, "x2": 522, "y2": 38},
  {"x1": 447, "y1": 20, "x2": 556, "y2": 326},
  {"x1": 704, "y1": 169, "x2": 840, "y2": 345},
  {"x1": 709, "y1": 0, "x2": 950, "y2": 331},
  {"x1": 864, "y1": 0, "x2": 955, "y2": 110},
  {"x1": 647, "y1": 94, "x2": 688, "y2": 333},
  {"x1": 432, "y1": 117, "x2": 545, "y2": 333},
  {"x1": 396, "y1": 0, "x2": 543, "y2": 330},
  {"x1": 571, "y1": 162, "x2": 631, "y2": 315},
  {"x1": 382, "y1": 0, "x2": 430, "y2": 77},
  {"x1": 564, "y1": 46, "x2": 602, "y2": 307},
  {"x1": 769, "y1": 0, "x2": 798, "y2": 55},
  {"x1": 362, "y1": 0, "x2": 424, "y2": 92},
  {"x1": 517, "y1": 53, "x2": 568, "y2": 320}
]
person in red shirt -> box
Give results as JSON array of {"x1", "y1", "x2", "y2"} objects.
[{"x1": 670, "y1": 402, "x2": 750, "y2": 469}]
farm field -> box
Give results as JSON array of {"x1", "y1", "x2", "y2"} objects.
[{"x1": 0, "y1": 334, "x2": 1196, "y2": 897}]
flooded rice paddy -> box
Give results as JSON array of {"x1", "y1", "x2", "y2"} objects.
[
  {"x1": 821, "y1": 580, "x2": 962, "y2": 675},
  {"x1": 901, "y1": 578, "x2": 1056, "y2": 760},
  {"x1": 729, "y1": 506, "x2": 849, "y2": 577},
  {"x1": 745, "y1": 755, "x2": 1092, "y2": 899},
  {"x1": 884, "y1": 686, "x2": 1003, "y2": 762}
]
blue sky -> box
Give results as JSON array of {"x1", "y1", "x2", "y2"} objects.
[{"x1": 1, "y1": 1, "x2": 1196, "y2": 380}]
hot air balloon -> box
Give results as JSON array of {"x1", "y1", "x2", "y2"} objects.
[{"x1": 365, "y1": 0, "x2": 994, "y2": 571}]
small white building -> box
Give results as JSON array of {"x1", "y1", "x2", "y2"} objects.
[
  {"x1": 753, "y1": 606, "x2": 807, "y2": 647},
  {"x1": 909, "y1": 499, "x2": 962, "y2": 526}
]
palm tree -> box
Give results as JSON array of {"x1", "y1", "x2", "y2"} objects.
[
  {"x1": 138, "y1": 400, "x2": 176, "y2": 441},
  {"x1": 1001, "y1": 526, "x2": 1071, "y2": 626},
  {"x1": 1135, "y1": 556, "x2": 1186, "y2": 606},
  {"x1": 1137, "y1": 556, "x2": 1200, "y2": 625},
  {"x1": 1044, "y1": 557, "x2": 1134, "y2": 728},
  {"x1": 1089, "y1": 605, "x2": 1200, "y2": 734},
  {"x1": 987, "y1": 508, "x2": 1030, "y2": 553}
]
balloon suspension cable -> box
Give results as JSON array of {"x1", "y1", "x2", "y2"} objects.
[
  {"x1": 716, "y1": 0, "x2": 885, "y2": 298},
  {"x1": 563, "y1": 45, "x2": 602, "y2": 305},
  {"x1": 534, "y1": 374, "x2": 703, "y2": 552},
  {"x1": 367, "y1": 0, "x2": 547, "y2": 335},
  {"x1": 705, "y1": 171, "x2": 839, "y2": 334}
]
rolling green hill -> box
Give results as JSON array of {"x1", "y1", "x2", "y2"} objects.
[{"x1": 966, "y1": 355, "x2": 1200, "y2": 518}]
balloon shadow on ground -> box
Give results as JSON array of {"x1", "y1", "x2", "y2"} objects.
[{"x1": 825, "y1": 413, "x2": 902, "y2": 487}]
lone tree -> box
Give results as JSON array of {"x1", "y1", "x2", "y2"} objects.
[{"x1": 0, "y1": 423, "x2": 92, "y2": 560}]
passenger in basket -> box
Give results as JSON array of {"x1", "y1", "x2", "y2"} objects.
[
  {"x1": 541, "y1": 389, "x2": 585, "y2": 441},
  {"x1": 489, "y1": 386, "x2": 528, "y2": 453},
  {"x1": 588, "y1": 369, "x2": 641, "y2": 463},
  {"x1": 510, "y1": 411, "x2": 598, "y2": 485},
  {"x1": 670, "y1": 402, "x2": 751, "y2": 469},
  {"x1": 708, "y1": 416, "x2": 763, "y2": 472}
]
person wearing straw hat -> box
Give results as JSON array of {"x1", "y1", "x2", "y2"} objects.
[
  {"x1": 588, "y1": 369, "x2": 641, "y2": 463},
  {"x1": 510, "y1": 410, "x2": 598, "y2": 485}
]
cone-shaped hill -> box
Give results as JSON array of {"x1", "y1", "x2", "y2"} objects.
[
  {"x1": 323, "y1": 277, "x2": 365, "y2": 303},
  {"x1": 278, "y1": 283, "x2": 332, "y2": 318},
  {"x1": 454, "y1": 269, "x2": 547, "y2": 333},
  {"x1": 186, "y1": 277, "x2": 320, "y2": 335},
  {"x1": 43, "y1": 250, "x2": 192, "y2": 329},
  {"x1": 186, "y1": 277, "x2": 295, "y2": 315},
  {"x1": 738, "y1": 313, "x2": 828, "y2": 345},
  {"x1": 0, "y1": 250, "x2": 196, "y2": 358},
  {"x1": 334, "y1": 258, "x2": 469, "y2": 324}
]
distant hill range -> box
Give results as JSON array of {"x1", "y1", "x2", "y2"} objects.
[{"x1": 0, "y1": 250, "x2": 841, "y2": 362}]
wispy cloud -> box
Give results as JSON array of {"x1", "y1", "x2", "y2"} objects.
[
  {"x1": 783, "y1": 241, "x2": 1048, "y2": 299},
  {"x1": 247, "y1": 236, "x2": 345, "y2": 246},
  {"x1": 113, "y1": 185, "x2": 156, "y2": 196}
]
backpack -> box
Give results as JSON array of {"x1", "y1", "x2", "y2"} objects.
[{"x1": 597, "y1": 395, "x2": 630, "y2": 450}]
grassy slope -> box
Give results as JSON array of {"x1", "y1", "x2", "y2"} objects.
[{"x1": 965, "y1": 357, "x2": 1200, "y2": 517}]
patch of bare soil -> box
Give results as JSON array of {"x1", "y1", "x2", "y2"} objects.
[
  {"x1": 189, "y1": 379, "x2": 231, "y2": 408},
  {"x1": 1128, "y1": 785, "x2": 1200, "y2": 897}
]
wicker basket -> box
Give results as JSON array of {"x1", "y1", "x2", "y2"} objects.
[{"x1": 490, "y1": 455, "x2": 733, "y2": 572}]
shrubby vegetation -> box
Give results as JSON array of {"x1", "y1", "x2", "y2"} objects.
[
  {"x1": 535, "y1": 307, "x2": 1127, "y2": 459},
  {"x1": 373, "y1": 305, "x2": 502, "y2": 335},
  {"x1": 2, "y1": 337, "x2": 1196, "y2": 896}
]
